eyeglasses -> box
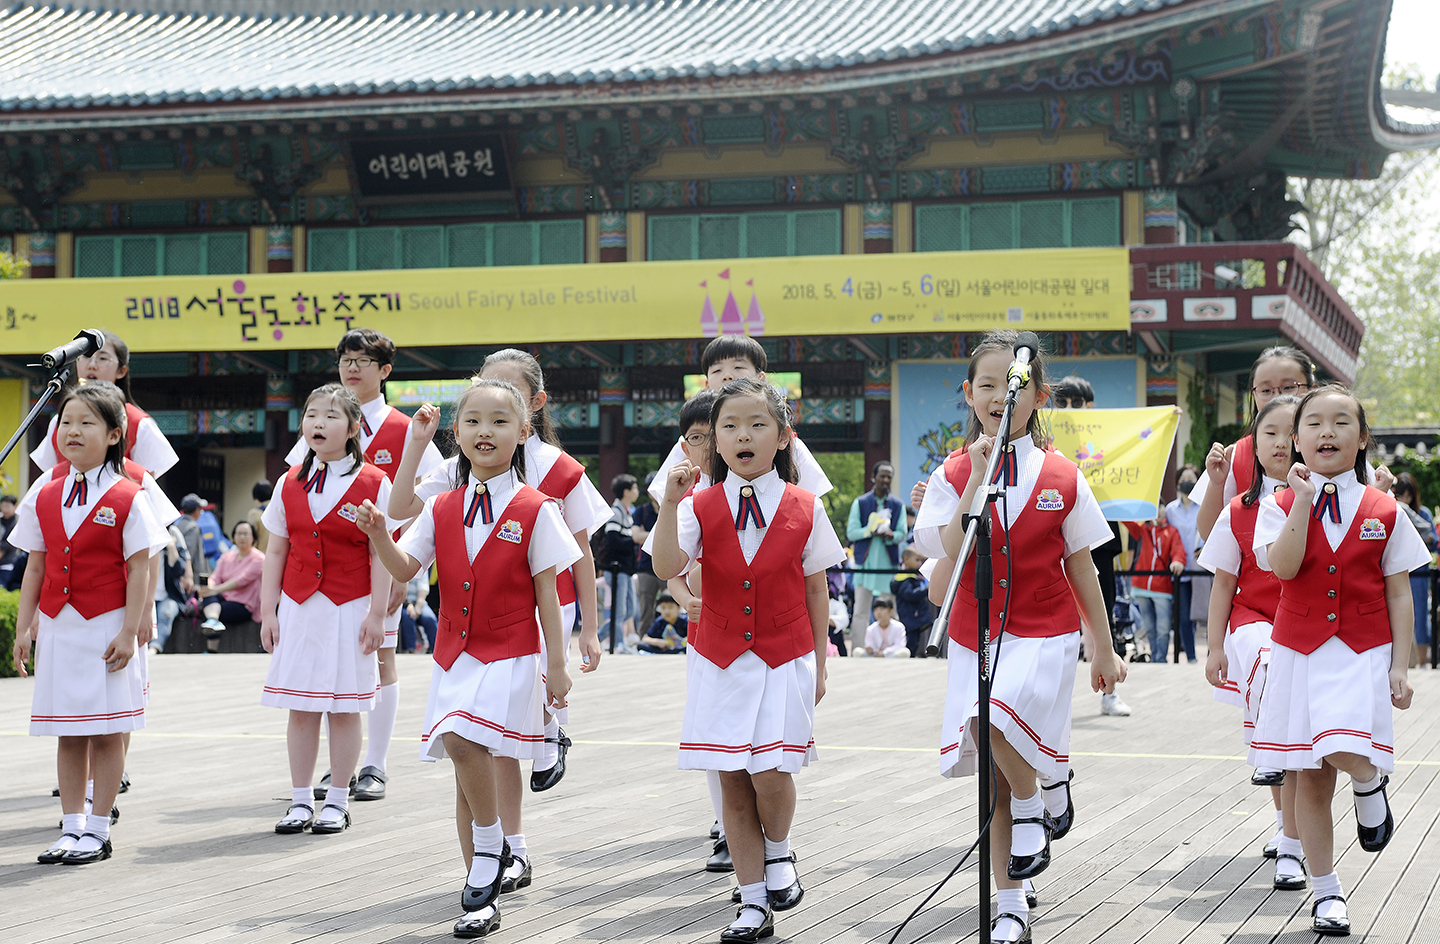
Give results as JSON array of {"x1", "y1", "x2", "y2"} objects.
[
  {"x1": 683, "y1": 433, "x2": 709, "y2": 447},
  {"x1": 1251, "y1": 382, "x2": 1310, "y2": 398},
  {"x1": 83, "y1": 352, "x2": 117, "y2": 365},
  {"x1": 338, "y1": 356, "x2": 377, "y2": 369}
]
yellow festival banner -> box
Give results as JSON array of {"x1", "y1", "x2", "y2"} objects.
[
  {"x1": 0, "y1": 248, "x2": 1128, "y2": 353},
  {"x1": 1048, "y1": 407, "x2": 1181, "y2": 520},
  {"x1": 0, "y1": 378, "x2": 25, "y2": 495}
]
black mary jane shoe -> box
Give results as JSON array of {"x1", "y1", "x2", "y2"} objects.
[
  {"x1": 461, "y1": 849, "x2": 506, "y2": 913},
  {"x1": 529, "y1": 728, "x2": 572, "y2": 793},
  {"x1": 118, "y1": 771, "x2": 131, "y2": 794},
  {"x1": 1355, "y1": 775, "x2": 1394, "y2": 853},
  {"x1": 706, "y1": 837, "x2": 734, "y2": 873},
  {"x1": 710, "y1": 820, "x2": 721, "y2": 840},
  {"x1": 274, "y1": 803, "x2": 316, "y2": 834},
  {"x1": 1251, "y1": 769, "x2": 1286, "y2": 787},
  {"x1": 312, "y1": 770, "x2": 358, "y2": 801},
  {"x1": 1312, "y1": 895, "x2": 1351, "y2": 937},
  {"x1": 1025, "y1": 882, "x2": 1039, "y2": 909},
  {"x1": 1041, "y1": 769, "x2": 1075, "y2": 840},
  {"x1": 731, "y1": 886, "x2": 742, "y2": 904},
  {"x1": 719, "y1": 903, "x2": 774, "y2": 943},
  {"x1": 765, "y1": 852, "x2": 804, "y2": 911},
  {"x1": 1272, "y1": 853, "x2": 1308, "y2": 891},
  {"x1": 60, "y1": 835, "x2": 112, "y2": 865},
  {"x1": 1262, "y1": 833, "x2": 1280, "y2": 858},
  {"x1": 990, "y1": 911, "x2": 1033, "y2": 944},
  {"x1": 1006, "y1": 816, "x2": 1053, "y2": 881},
  {"x1": 309, "y1": 804, "x2": 351, "y2": 835},
  {"x1": 453, "y1": 904, "x2": 501, "y2": 939},
  {"x1": 38, "y1": 833, "x2": 81, "y2": 864},
  {"x1": 500, "y1": 853, "x2": 532, "y2": 893},
  {"x1": 352, "y1": 766, "x2": 388, "y2": 801}
]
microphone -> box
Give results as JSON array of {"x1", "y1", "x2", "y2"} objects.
[
  {"x1": 1007, "y1": 331, "x2": 1041, "y2": 393},
  {"x1": 41, "y1": 329, "x2": 104, "y2": 371}
]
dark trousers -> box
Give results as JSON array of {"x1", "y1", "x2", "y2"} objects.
[
  {"x1": 201, "y1": 595, "x2": 251, "y2": 625},
  {"x1": 1175, "y1": 580, "x2": 1196, "y2": 662}
]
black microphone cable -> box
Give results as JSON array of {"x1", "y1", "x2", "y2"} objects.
[{"x1": 888, "y1": 486, "x2": 1015, "y2": 944}]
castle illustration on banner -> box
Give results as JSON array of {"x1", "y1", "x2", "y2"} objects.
[{"x1": 699, "y1": 268, "x2": 765, "y2": 337}]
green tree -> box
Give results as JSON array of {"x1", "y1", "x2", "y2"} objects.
[
  {"x1": 0, "y1": 251, "x2": 28, "y2": 279},
  {"x1": 1288, "y1": 66, "x2": 1440, "y2": 426}
]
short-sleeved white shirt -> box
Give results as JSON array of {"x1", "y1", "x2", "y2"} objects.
[
  {"x1": 397, "y1": 468, "x2": 581, "y2": 575},
  {"x1": 32, "y1": 413, "x2": 179, "y2": 478},
  {"x1": 649, "y1": 432, "x2": 832, "y2": 503},
  {"x1": 11, "y1": 463, "x2": 167, "y2": 560},
  {"x1": 262, "y1": 456, "x2": 394, "y2": 540},
  {"x1": 673, "y1": 468, "x2": 845, "y2": 576},
  {"x1": 286, "y1": 396, "x2": 444, "y2": 483},
  {"x1": 416, "y1": 437, "x2": 609, "y2": 539},
  {"x1": 911, "y1": 436, "x2": 1111, "y2": 562},
  {"x1": 1253, "y1": 470, "x2": 1430, "y2": 576},
  {"x1": 1197, "y1": 474, "x2": 1285, "y2": 576}
]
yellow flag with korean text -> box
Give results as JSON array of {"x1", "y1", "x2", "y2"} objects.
[{"x1": 1048, "y1": 407, "x2": 1180, "y2": 521}]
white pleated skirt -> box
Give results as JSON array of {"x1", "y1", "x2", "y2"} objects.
[
  {"x1": 420, "y1": 651, "x2": 546, "y2": 762},
  {"x1": 383, "y1": 601, "x2": 401, "y2": 647},
  {"x1": 1249, "y1": 637, "x2": 1395, "y2": 772},
  {"x1": 1214, "y1": 620, "x2": 1272, "y2": 748},
  {"x1": 539, "y1": 601, "x2": 575, "y2": 725},
  {"x1": 261, "y1": 591, "x2": 379, "y2": 713},
  {"x1": 941, "y1": 632, "x2": 1078, "y2": 782},
  {"x1": 679, "y1": 648, "x2": 817, "y2": 774},
  {"x1": 30, "y1": 605, "x2": 146, "y2": 736}
]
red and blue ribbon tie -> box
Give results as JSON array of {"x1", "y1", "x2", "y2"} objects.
[
  {"x1": 304, "y1": 463, "x2": 328, "y2": 494},
  {"x1": 64, "y1": 472, "x2": 87, "y2": 508},
  {"x1": 361, "y1": 415, "x2": 373, "y2": 437},
  {"x1": 735, "y1": 484, "x2": 766, "y2": 530},
  {"x1": 991, "y1": 444, "x2": 1017, "y2": 488},
  {"x1": 465, "y1": 483, "x2": 494, "y2": 527},
  {"x1": 1312, "y1": 482, "x2": 1341, "y2": 524}
]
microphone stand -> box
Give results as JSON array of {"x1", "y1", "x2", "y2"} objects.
[
  {"x1": 924, "y1": 365, "x2": 1027, "y2": 941},
  {"x1": 0, "y1": 364, "x2": 70, "y2": 467}
]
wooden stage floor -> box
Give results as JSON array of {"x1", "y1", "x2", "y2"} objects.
[{"x1": 2, "y1": 646, "x2": 1437, "y2": 943}]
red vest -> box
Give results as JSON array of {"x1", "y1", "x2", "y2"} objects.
[
  {"x1": 36, "y1": 474, "x2": 141, "y2": 619},
  {"x1": 51, "y1": 402, "x2": 146, "y2": 469},
  {"x1": 693, "y1": 482, "x2": 815, "y2": 669},
  {"x1": 941, "y1": 447, "x2": 1081, "y2": 651},
  {"x1": 431, "y1": 484, "x2": 549, "y2": 670},
  {"x1": 1271, "y1": 486, "x2": 1395, "y2": 654},
  {"x1": 536, "y1": 449, "x2": 586, "y2": 607},
  {"x1": 1225, "y1": 494, "x2": 1282, "y2": 631},
  {"x1": 1230, "y1": 436, "x2": 1255, "y2": 496},
  {"x1": 364, "y1": 407, "x2": 409, "y2": 481},
  {"x1": 280, "y1": 462, "x2": 384, "y2": 605}
]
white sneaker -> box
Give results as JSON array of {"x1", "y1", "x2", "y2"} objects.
[{"x1": 1101, "y1": 692, "x2": 1132, "y2": 716}]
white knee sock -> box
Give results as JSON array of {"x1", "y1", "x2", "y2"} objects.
[
  {"x1": 707, "y1": 770, "x2": 725, "y2": 839},
  {"x1": 1037, "y1": 770, "x2": 1069, "y2": 819},
  {"x1": 537, "y1": 715, "x2": 561, "y2": 772},
  {"x1": 994, "y1": 888, "x2": 1029, "y2": 941},
  {"x1": 763, "y1": 834, "x2": 795, "y2": 888},
  {"x1": 731, "y1": 882, "x2": 768, "y2": 929},
  {"x1": 1352, "y1": 770, "x2": 1388, "y2": 828},
  {"x1": 1312, "y1": 871, "x2": 1346, "y2": 919},
  {"x1": 469, "y1": 819, "x2": 504, "y2": 887},
  {"x1": 363, "y1": 682, "x2": 399, "y2": 771},
  {"x1": 1010, "y1": 792, "x2": 1047, "y2": 857}
]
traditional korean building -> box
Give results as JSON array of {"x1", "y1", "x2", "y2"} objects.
[{"x1": 1, "y1": 0, "x2": 1436, "y2": 520}]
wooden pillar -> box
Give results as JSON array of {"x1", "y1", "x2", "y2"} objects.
[{"x1": 597, "y1": 404, "x2": 628, "y2": 496}]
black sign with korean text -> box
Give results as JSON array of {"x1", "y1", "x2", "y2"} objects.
[{"x1": 349, "y1": 135, "x2": 511, "y2": 198}]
